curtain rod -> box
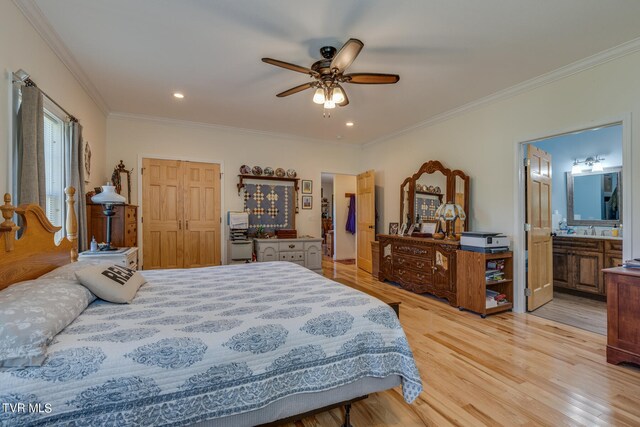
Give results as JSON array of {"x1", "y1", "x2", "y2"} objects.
[{"x1": 12, "y1": 73, "x2": 78, "y2": 123}]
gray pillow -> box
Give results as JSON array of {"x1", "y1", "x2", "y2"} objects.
[
  {"x1": 0, "y1": 278, "x2": 96, "y2": 368},
  {"x1": 75, "y1": 265, "x2": 146, "y2": 304}
]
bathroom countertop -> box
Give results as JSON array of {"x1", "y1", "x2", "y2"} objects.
[{"x1": 554, "y1": 234, "x2": 623, "y2": 241}]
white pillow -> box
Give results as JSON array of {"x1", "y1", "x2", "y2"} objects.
[
  {"x1": 75, "y1": 265, "x2": 146, "y2": 304},
  {"x1": 0, "y1": 279, "x2": 95, "y2": 368}
]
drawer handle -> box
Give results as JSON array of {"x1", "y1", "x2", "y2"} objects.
[
  {"x1": 416, "y1": 262, "x2": 424, "y2": 268},
  {"x1": 289, "y1": 244, "x2": 295, "y2": 249},
  {"x1": 397, "y1": 258, "x2": 405, "y2": 264},
  {"x1": 417, "y1": 274, "x2": 425, "y2": 280}
]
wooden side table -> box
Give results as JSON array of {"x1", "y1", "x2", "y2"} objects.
[{"x1": 604, "y1": 267, "x2": 640, "y2": 366}]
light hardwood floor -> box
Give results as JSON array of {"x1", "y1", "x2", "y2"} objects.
[
  {"x1": 283, "y1": 259, "x2": 640, "y2": 427},
  {"x1": 531, "y1": 291, "x2": 607, "y2": 335}
]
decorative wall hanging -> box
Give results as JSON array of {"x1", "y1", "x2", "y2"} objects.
[
  {"x1": 242, "y1": 183, "x2": 294, "y2": 234},
  {"x1": 302, "y1": 195, "x2": 312, "y2": 209},
  {"x1": 83, "y1": 141, "x2": 91, "y2": 183},
  {"x1": 302, "y1": 180, "x2": 312, "y2": 194},
  {"x1": 415, "y1": 193, "x2": 441, "y2": 222}
]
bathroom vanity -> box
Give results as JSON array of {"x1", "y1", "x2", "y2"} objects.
[{"x1": 552, "y1": 235, "x2": 622, "y2": 297}]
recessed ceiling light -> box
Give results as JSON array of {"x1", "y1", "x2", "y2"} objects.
[
  {"x1": 173, "y1": 92, "x2": 184, "y2": 99},
  {"x1": 346, "y1": 121, "x2": 354, "y2": 127}
]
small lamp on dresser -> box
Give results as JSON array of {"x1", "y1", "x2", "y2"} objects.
[
  {"x1": 435, "y1": 202, "x2": 466, "y2": 241},
  {"x1": 91, "y1": 183, "x2": 126, "y2": 251}
]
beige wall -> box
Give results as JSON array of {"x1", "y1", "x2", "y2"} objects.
[
  {"x1": 106, "y1": 115, "x2": 361, "y2": 260},
  {"x1": 0, "y1": 1, "x2": 107, "y2": 194},
  {"x1": 362, "y1": 50, "x2": 640, "y2": 259},
  {"x1": 333, "y1": 174, "x2": 356, "y2": 260}
]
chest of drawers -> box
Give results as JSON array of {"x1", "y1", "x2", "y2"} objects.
[
  {"x1": 378, "y1": 234, "x2": 459, "y2": 305},
  {"x1": 254, "y1": 237, "x2": 323, "y2": 274}
]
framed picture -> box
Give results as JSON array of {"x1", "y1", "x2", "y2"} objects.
[
  {"x1": 420, "y1": 222, "x2": 436, "y2": 235},
  {"x1": 302, "y1": 180, "x2": 313, "y2": 194},
  {"x1": 399, "y1": 223, "x2": 407, "y2": 236},
  {"x1": 407, "y1": 224, "x2": 416, "y2": 236},
  {"x1": 388, "y1": 222, "x2": 399, "y2": 235},
  {"x1": 302, "y1": 195, "x2": 312, "y2": 209}
]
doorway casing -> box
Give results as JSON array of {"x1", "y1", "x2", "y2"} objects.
[{"x1": 512, "y1": 115, "x2": 633, "y2": 313}]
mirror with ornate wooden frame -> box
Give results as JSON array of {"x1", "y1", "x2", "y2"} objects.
[{"x1": 400, "y1": 160, "x2": 470, "y2": 234}]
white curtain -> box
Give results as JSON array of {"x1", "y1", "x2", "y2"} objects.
[{"x1": 65, "y1": 121, "x2": 88, "y2": 251}]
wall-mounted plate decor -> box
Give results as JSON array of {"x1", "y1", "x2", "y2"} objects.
[
  {"x1": 287, "y1": 169, "x2": 297, "y2": 178},
  {"x1": 252, "y1": 166, "x2": 263, "y2": 176},
  {"x1": 275, "y1": 168, "x2": 286, "y2": 177},
  {"x1": 264, "y1": 167, "x2": 274, "y2": 176},
  {"x1": 240, "y1": 165, "x2": 252, "y2": 174}
]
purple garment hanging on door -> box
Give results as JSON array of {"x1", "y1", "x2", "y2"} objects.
[{"x1": 346, "y1": 194, "x2": 356, "y2": 234}]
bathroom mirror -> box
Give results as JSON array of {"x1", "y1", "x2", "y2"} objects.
[{"x1": 566, "y1": 167, "x2": 622, "y2": 226}]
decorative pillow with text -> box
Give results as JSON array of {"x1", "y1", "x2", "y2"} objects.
[{"x1": 75, "y1": 265, "x2": 146, "y2": 304}]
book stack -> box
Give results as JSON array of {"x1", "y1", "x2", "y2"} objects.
[
  {"x1": 486, "y1": 259, "x2": 506, "y2": 282},
  {"x1": 623, "y1": 258, "x2": 640, "y2": 269}
]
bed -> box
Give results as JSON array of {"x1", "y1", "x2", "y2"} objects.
[{"x1": 0, "y1": 189, "x2": 422, "y2": 426}]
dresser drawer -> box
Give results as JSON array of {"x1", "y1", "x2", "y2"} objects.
[
  {"x1": 393, "y1": 254, "x2": 433, "y2": 272},
  {"x1": 553, "y1": 237, "x2": 603, "y2": 252},
  {"x1": 279, "y1": 241, "x2": 304, "y2": 251},
  {"x1": 126, "y1": 250, "x2": 138, "y2": 270},
  {"x1": 280, "y1": 251, "x2": 304, "y2": 262},
  {"x1": 393, "y1": 267, "x2": 432, "y2": 285},
  {"x1": 392, "y1": 242, "x2": 432, "y2": 258}
]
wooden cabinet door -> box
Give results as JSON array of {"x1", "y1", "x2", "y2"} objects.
[
  {"x1": 552, "y1": 249, "x2": 572, "y2": 289},
  {"x1": 142, "y1": 159, "x2": 184, "y2": 270},
  {"x1": 356, "y1": 170, "x2": 375, "y2": 273},
  {"x1": 433, "y1": 248, "x2": 456, "y2": 294},
  {"x1": 183, "y1": 162, "x2": 221, "y2": 268},
  {"x1": 572, "y1": 251, "x2": 604, "y2": 294}
]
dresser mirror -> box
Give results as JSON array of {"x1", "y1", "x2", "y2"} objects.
[
  {"x1": 399, "y1": 160, "x2": 470, "y2": 231},
  {"x1": 566, "y1": 167, "x2": 621, "y2": 226}
]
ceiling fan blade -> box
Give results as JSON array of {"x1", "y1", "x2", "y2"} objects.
[
  {"x1": 344, "y1": 73, "x2": 400, "y2": 84},
  {"x1": 337, "y1": 84, "x2": 349, "y2": 107},
  {"x1": 276, "y1": 82, "x2": 314, "y2": 97},
  {"x1": 330, "y1": 38, "x2": 364, "y2": 73},
  {"x1": 262, "y1": 58, "x2": 317, "y2": 76}
]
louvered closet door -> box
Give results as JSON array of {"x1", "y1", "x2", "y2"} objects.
[
  {"x1": 183, "y1": 162, "x2": 221, "y2": 268},
  {"x1": 142, "y1": 159, "x2": 184, "y2": 269}
]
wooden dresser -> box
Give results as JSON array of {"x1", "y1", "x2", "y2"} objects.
[
  {"x1": 553, "y1": 236, "x2": 622, "y2": 297},
  {"x1": 604, "y1": 267, "x2": 640, "y2": 366},
  {"x1": 87, "y1": 203, "x2": 138, "y2": 248},
  {"x1": 378, "y1": 234, "x2": 459, "y2": 306}
]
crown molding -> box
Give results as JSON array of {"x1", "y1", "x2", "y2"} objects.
[
  {"x1": 108, "y1": 112, "x2": 361, "y2": 148},
  {"x1": 364, "y1": 36, "x2": 640, "y2": 148},
  {"x1": 13, "y1": 0, "x2": 110, "y2": 115}
]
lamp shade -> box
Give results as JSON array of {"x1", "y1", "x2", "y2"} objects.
[
  {"x1": 436, "y1": 203, "x2": 466, "y2": 221},
  {"x1": 91, "y1": 185, "x2": 126, "y2": 204}
]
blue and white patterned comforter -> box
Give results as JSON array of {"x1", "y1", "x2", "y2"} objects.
[{"x1": 1, "y1": 262, "x2": 422, "y2": 426}]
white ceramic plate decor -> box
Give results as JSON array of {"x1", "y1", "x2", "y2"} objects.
[
  {"x1": 240, "y1": 165, "x2": 252, "y2": 174},
  {"x1": 275, "y1": 168, "x2": 286, "y2": 177},
  {"x1": 252, "y1": 166, "x2": 263, "y2": 176},
  {"x1": 264, "y1": 167, "x2": 274, "y2": 176},
  {"x1": 286, "y1": 169, "x2": 297, "y2": 178}
]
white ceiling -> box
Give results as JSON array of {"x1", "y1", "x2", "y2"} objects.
[{"x1": 30, "y1": 0, "x2": 640, "y2": 144}]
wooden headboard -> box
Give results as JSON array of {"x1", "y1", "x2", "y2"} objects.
[{"x1": 0, "y1": 187, "x2": 78, "y2": 290}]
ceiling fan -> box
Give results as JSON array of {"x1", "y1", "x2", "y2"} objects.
[{"x1": 262, "y1": 38, "x2": 400, "y2": 111}]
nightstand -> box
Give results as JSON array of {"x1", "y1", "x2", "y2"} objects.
[{"x1": 78, "y1": 247, "x2": 139, "y2": 270}]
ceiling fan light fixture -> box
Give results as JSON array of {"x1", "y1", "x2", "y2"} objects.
[
  {"x1": 332, "y1": 87, "x2": 345, "y2": 104},
  {"x1": 312, "y1": 88, "x2": 325, "y2": 104},
  {"x1": 324, "y1": 99, "x2": 336, "y2": 109}
]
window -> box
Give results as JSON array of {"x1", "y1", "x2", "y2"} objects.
[{"x1": 43, "y1": 109, "x2": 65, "y2": 242}]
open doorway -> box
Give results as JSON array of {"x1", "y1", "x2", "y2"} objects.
[
  {"x1": 321, "y1": 173, "x2": 357, "y2": 264},
  {"x1": 522, "y1": 123, "x2": 625, "y2": 335}
]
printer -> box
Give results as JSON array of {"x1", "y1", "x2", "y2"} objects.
[{"x1": 460, "y1": 232, "x2": 510, "y2": 253}]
